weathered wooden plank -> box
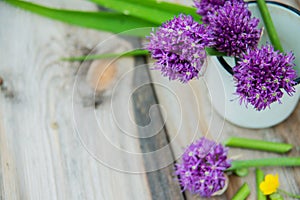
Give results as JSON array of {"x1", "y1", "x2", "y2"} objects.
[
  {"x1": 0, "y1": 1, "x2": 166, "y2": 200},
  {"x1": 131, "y1": 56, "x2": 184, "y2": 200},
  {"x1": 148, "y1": 0, "x2": 300, "y2": 199},
  {"x1": 1, "y1": 0, "x2": 300, "y2": 199}
]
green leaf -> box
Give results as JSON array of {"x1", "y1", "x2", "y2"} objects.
[
  {"x1": 118, "y1": 0, "x2": 200, "y2": 22},
  {"x1": 90, "y1": 0, "x2": 201, "y2": 24},
  {"x1": 61, "y1": 49, "x2": 149, "y2": 61},
  {"x1": 4, "y1": 0, "x2": 157, "y2": 37}
]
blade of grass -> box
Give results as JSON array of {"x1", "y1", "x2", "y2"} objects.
[
  {"x1": 256, "y1": 0, "x2": 284, "y2": 52},
  {"x1": 4, "y1": 0, "x2": 157, "y2": 37},
  {"x1": 90, "y1": 0, "x2": 200, "y2": 24},
  {"x1": 61, "y1": 49, "x2": 149, "y2": 61}
]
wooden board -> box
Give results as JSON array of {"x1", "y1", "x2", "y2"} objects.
[
  {"x1": 0, "y1": 1, "x2": 183, "y2": 199},
  {"x1": 0, "y1": 0, "x2": 300, "y2": 199},
  {"x1": 149, "y1": 0, "x2": 300, "y2": 199}
]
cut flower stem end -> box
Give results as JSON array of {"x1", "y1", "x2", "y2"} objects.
[{"x1": 231, "y1": 183, "x2": 250, "y2": 200}]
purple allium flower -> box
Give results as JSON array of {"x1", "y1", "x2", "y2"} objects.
[
  {"x1": 175, "y1": 137, "x2": 231, "y2": 197},
  {"x1": 193, "y1": 0, "x2": 243, "y2": 24},
  {"x1": 233, "y1": 45, "x2": 297, "y2": 111},
  {"x1": 194, "y1": 0, "x2": 226, "y2": 24},
  {"x1": 146, "y1": 14, "x2": 209, "y2": 83},
  {"x1": 207, "y1": 1, "x2": 262, "y2": 56}
]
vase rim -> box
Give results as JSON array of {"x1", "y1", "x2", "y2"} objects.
[{"x1": 256, "y1": 1, "x2": 300, "y2": 14}]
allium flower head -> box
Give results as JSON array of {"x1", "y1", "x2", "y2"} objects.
[
  {"x1": 194, "y1": 0, "x2": 244, "y2": 24},
  {"x1": 207, "y1": 1, "x2": 262, "y2": 56},
  {"x1": 233, "y1": 45, "x2": 297, "y2": 111},
  {"x1": 146, "y1": 14, "x2": 209, "y2": 83},
  {"x1": 193, "y1": 0, "x2": 227, "y2": 24},
  {"x1": 175, "y1": 137, "x2": 231, "y2": 197}
]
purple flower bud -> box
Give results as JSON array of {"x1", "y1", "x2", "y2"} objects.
[
  {"x1": 175, "y1": 137, "x2": 231, "y2": 197},
  {"x1": 233, "y1": 45, "x2": 297, "y2": 110},
  {"x1": 207, "y1": 1, "x2": 262, "y2": 56},
  {"x1": 145, "y1": 14, "x2": 209, "y2": 83}
]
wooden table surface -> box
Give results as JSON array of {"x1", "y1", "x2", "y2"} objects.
[{"x1": 1, "y1": 0, "x2": 300, "y2": 199}]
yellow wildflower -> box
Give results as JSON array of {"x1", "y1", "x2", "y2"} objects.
[{"x1": 259, "y1": 174, "x2": 280, "y2": 195}]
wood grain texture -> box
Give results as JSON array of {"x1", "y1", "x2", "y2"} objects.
[
  {"x1": 149, "y1": 0, "x2": 300, "y2": 200},
  {"x1": 0, "y1": 0, "x2": 180, "y2": 200},
  {"x1": 132, "y1": 56, "x2": 183, "y2": 200}
]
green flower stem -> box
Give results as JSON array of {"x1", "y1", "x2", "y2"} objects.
[
  {"x1": 278, "y1": 188, "x2": 300, "y2": 199},
  {"x1": 224, "y1": 137, "x2": 293, "y2": 153},
  {"x1": 234, "y1": 168, "x2": 249, "y2": 177},
  {"x1": 255, "y1": 168, "x2": 267, "y2": 200},
  {"x1": 62, "y1": 48, "x2": 226, "y2": 62},
  {"x1": 61, "y1": 49, "x2": 149, "y2": 62},
  {"x1": 228, "y1": 157, "x2": 300, "y2": 171},
  {"x1": 231, "y1": 183, "x2": 250, "y2": 200},
  {"x1": 270, "y1": 193, "x2": 284, "y2": 200},
  {"x1": 256, "y1": 0, "x2": 284, "y2": 52},
  {"x1": 205, "y1": 47, "x2": 227, "y2": 57}
]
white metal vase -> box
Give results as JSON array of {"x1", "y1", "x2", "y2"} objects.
[{"x1": 205, "y1": 1, "x2": 300, "y2": 129}]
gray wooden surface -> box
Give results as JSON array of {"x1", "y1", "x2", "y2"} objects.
[{"x1": 0, "y1": 0, "x2": 300, "y2": 199}]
